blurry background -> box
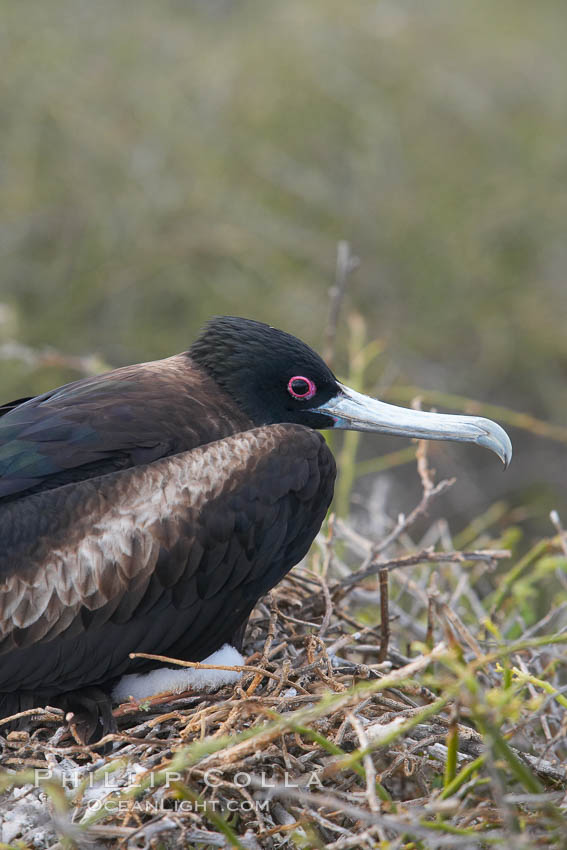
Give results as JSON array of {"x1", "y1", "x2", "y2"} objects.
[{"x1": 1, "y1": 0, "x2": 566, "y2": 532}]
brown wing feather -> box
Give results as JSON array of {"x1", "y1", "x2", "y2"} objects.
[
  {"x1": 0, "y1": 354, "x2": 251, "y2": 501},
  {"x1": 0, "y1": 424, "x2": 335, "y2": 698}
]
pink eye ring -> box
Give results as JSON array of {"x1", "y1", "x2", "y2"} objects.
[{"x1": 287, "y1": 376, "x2": 317, "y2": 400}]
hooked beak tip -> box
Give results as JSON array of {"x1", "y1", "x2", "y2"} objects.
[{"x1": 475, "y1": 420, "x2": 512, "y2": 468}]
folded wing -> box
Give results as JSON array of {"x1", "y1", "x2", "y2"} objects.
[
  {"x1": 0, "y1": 424, "x2": 336, "y2": 698},
  {"x1": 0, "y1": 355, "x2": 250, "y2": 501}
]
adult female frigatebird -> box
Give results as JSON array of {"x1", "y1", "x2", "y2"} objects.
[{"x1": 0, "y1": 317, "x2": 511, "y2": 739}]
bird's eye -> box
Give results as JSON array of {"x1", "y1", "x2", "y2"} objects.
[{"x1": 287, "y1": 376, "x2": 317, "y2": 400}]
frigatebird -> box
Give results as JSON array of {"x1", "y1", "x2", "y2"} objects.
[{"x1": 0, "y1": 317, "x2": 511, "y2": 739}]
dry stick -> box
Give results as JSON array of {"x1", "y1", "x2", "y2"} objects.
[
  {"x1": 127, "y1": 653, "x2": 311, "y2": 696},
  {"x1": 323, "y1": 240, "x2": 360, "y2": 368},
  {"x1": 442, "y1": 602, "x2": 484, "y2": 658},
  {"x1": 277, "y1": 611, "x2": 322, "y2": 628},
  {"x1": 113, "y1": 692, "x2": 206, "y2": 719},
  {"x1": 425, "y1": 595, "x2": 435, "y2": 649},
  {"x1": 347, "y1": 712, "x2": 379, "y2": 814},
  {"x1": 521, "y1": 600, "x2": 567, "y2": 640},
  {"x1": 245, "y1": 593, "x2": 280, "y2": 697},
  {"x1": 377, "y1": 568, "x2": 390, "y2": 663},
  {"x1": 325, "y1": 829, "x2": 384, "y2": 850},
  {"x1": 262, "y1": 593, "x2": 278, "y2": 664},
  {"x1": 324, "y1": 625, "x2": 377, "y2": 657},
  {"x1": 337, "y1": 547, "x2": 510, "y2": 590},
  {"x1": 0, "y1": 706, "x2": 65, "y2": 727},
  {"x1": 315, "y1": 569, "x2": 334, "y2": 639},
  {"x1": 377, "y1": 733, "x2": 448, "y2": 783}
]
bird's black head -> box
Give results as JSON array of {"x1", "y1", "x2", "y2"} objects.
[
  {"x1": 190, "y1": 317, "x2": 339, "y2": 429},
  {"x1": 190, "y1": 316, "x2": 513, "y2": 466}
]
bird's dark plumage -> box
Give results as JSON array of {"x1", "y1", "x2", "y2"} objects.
[
  {"x1": 0, "y1": 354, "x2": 250, "y2": 501},
  {"x1": 0, "y1": 425, "x2": 334, "y2": 705},
  {"x1": 0, "y1": 316, "x2": 511, "y2": 741}
]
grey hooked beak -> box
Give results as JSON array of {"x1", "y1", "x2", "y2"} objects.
[{"x1": 313, "y1": 384, "x2": 512, "y2": 467}]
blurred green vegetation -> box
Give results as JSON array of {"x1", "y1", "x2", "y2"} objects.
[{"x1": 1, "y1": 0, "x2": 566, "y2": 523}]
